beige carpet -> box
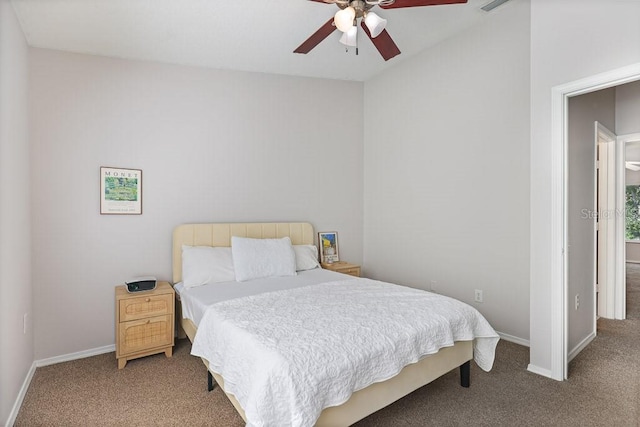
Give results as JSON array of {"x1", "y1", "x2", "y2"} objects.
[{"x1": 15, "y1": 267, "x2": 640, "y2": 426}]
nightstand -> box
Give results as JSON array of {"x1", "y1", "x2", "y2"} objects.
[
  {"x1": 115, "y1": 281, "x2": 175, "y2": 369},
  {"x1": 321, "y1": 261, "x2": 361, "y2": 277}
]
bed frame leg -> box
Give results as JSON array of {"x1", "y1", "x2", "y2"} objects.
[
  {"x1": 207, "y1": 371, "x2": 216, "y2": 391},
  {"x1": 460, "y1": 361, "x2": 470, "y2": 388}
]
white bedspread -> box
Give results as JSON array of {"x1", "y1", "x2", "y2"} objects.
[
  {"x1": 176, "y1": 268, "x2": 350, "y2": 326},
  {"x1": 191, "y1": 278, "x2": 499, "y2": 427}
]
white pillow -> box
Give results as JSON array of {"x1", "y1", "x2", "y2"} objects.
[
  {"x1": 231, "y1": 236, "x2": 297, "y2": 282},
  {"x1": 182, "y1": 245, "x2": 235, "y2": 288},
  {"x1": 293, "y1": 245, "x2": 320, "y2": 271}
]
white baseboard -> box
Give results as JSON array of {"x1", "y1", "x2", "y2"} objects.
[
  {"x1": 527, "y1": 363, "x2": 553, "y2": 379},
  {"x1": 35, "y1": 344, "x2": 115, "y2": 367},
  {"x1": 501, "y1": 333, "x2": 562, "y2": 380},
  {"x1": 5, "y1": 361, "x2": 36, "y2": 427},
  {"x1": 496, "y1": 331, "x2": 530, "y2": 347},
  {"x1": 567, "y1": 331, "x2": 596, "y2": 362}
]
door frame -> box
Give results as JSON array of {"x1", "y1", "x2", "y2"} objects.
[
  {"x1": 550, "y1": 63, "x2": 640, "y2": 381},
  {"x1": 596, "y1": 122, "x2": 617, "y2": 319},
  {"x1": 616, "y1": 132, "x2": 640, "y2": 320}
]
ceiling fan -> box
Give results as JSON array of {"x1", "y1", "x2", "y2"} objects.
[{"x1": 294, "y1": 0, "x2": 469, "y2": 61}]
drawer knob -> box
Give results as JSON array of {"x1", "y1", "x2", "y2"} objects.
[{"x1": 145, "y1": 298, "x2": 150, "y2": 302}]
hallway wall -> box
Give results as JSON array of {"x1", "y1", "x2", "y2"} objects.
[{"x1": 567, "y1": 88, "x2": 615, "y2": 355}]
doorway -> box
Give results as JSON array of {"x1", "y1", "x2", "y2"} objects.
[
  {"x1": 566, "y1": 93, "x2": 615, "y2": 364},
  {"x1": 551, "y1": 64, "x2": 640, "y2": 381}
]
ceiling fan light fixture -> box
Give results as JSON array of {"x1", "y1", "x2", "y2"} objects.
[
  {"x1": 334, "y1": 6, "x2": 356, "y2": 32},
  {"x1": 364, "y1": 11, "x2": 387, "y2": 38},
  {"x1": 339, "y1": 26, "x2": 358, "y2": 46}
]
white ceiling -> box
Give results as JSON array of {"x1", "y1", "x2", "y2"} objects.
[{"x1": 11, "y1": 0, "x2": 498, "y2": 81}]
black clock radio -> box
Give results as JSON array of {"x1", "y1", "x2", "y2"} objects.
[{"x1": 125, "y1": 276, "x2": 157, "y2": 293}]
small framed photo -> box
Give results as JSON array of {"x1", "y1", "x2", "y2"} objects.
[
  {"x1": 318, "y1": 231, "x2": 339, "y2": 264},
  {"x1": 100, "y1": 167, "x2": 142, "y2": 215}
]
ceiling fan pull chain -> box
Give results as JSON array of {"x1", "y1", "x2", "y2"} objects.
[{"x1": 357, "y1": 18, "x2": 359, "y2": 55}]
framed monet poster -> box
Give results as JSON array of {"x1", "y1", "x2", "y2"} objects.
[
  {"x1": 318, "y1": 231, "x2": 339, "y2": 264},
  {"x1": 100, "y1": 167, "x2": 142, "y2": 215}
]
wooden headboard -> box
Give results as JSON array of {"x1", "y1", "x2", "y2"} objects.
[{"x1": 172, "y1": 222, "x2": 315, "y2": 284}]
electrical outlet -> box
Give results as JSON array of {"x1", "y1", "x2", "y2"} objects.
[
  {"x1": 474, "y1": 289, "x2": 483, "y2": 303},
  {"x1": 575, "y1": 294, "x2": 580, "y2": 310},
  {"x1": 430, "y1": 280, "x2": 437, "y2": 292},
  {"x1": 23, "y1": 313, "x2": 28, "y2": 334}
]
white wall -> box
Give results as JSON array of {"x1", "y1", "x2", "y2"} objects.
[
  {"x1": 0, "y1": 1, "x2": 32, "y2": 423},
  {"x1": 616, "y1": 80, "x2": 640, "y2": 136},
  {"x1": 363, "y1": 1, "x2": 530, "y2": 341},
  {"x1": 530, "y1": 0, "x2": 640, "y2": 375},
  {"x1": 624, "y1": 140, "x2": 640, "y2": 185},
  {"x1": 29, "y1": 49, "x2": 364, "y2": 359},
  {"x1": 566, "y1": 88, "x2": 615, "y2": 353}
]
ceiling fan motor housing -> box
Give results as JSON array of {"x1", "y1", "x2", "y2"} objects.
[{"x1": 337, "y1": 0, "x2": 375, "y2": 17}]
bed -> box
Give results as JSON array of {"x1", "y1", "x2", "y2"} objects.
[{"x1": 172, "y1": 222, "x2": 499, "y2": 426}]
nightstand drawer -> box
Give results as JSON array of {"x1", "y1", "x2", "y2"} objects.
[
  {"x1": 119, "y1": 293, "x2": 173, "y2": 322},
  {"x1": 321, "y1": 262, "x2": 361, "y2": 277},
  {"x1": 341, "y1": 267, "x2": 361, "y2": 277},
  {"x1": 118, "y1": 315, "x2": 173, "y2": 356}
]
